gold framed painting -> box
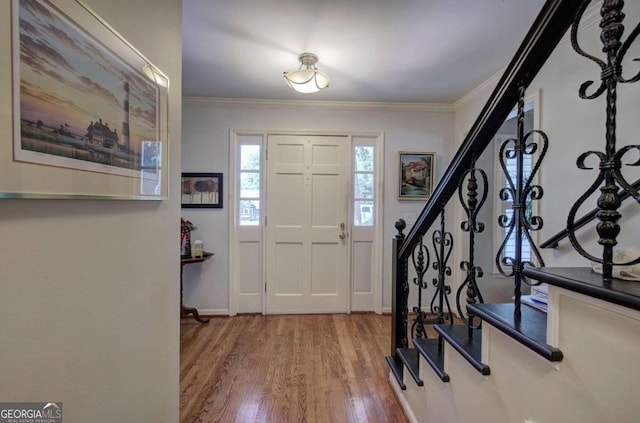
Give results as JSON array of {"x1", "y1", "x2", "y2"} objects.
[
  {"x1": 5, "y1": 0, "x2": 169, "y2": 199},
  {"x1": 398, "y1": 151, "x2": 436, "y2": 200}
]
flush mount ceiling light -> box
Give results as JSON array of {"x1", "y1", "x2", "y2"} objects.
[{"x1": 283, "y1": 53, "x2": 330, "y2": 94}]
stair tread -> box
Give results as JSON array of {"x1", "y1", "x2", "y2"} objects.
[
  {"x1": 396, "y1": 348, "x2": 423, "y2": 386},
  {"x1": 385, "y1": 355, "x2": 406, "y2": 390},
  {"x1": 413, "y1": 338, "x2": 449, "y2": 382},
  {"x1": 435, "y1": 324, "x2": 490, "y2": 375},
  {"x1": 468, "y1": 302, "x2": 563, "y2": 362},
  {"x1": 523, "y1": 266, "x2": 640, "y2": 312}
]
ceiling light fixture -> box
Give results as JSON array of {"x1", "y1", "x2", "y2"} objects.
[{"x1": 283, "y1": 53, "x2": 330, "y2": 94}]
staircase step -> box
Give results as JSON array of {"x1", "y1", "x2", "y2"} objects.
[
  {"x1": 385, "y1": 355, "x2": 406, "y2": 390},
  {"x1": 413, "y1": 338, "x2": 449, "y2": 382},
  {"x1": 435, "y1": 324, "x2": 490, "y2": 375},
  {"x1": 396, "y1": 348, "x2": 423, "y2": 386},
  {"x1": 523, "y1": 266, "x2": 640, "y2": 312},
  {"x1": 468, "y1": 302, "x2": 563, "y2": 362}
]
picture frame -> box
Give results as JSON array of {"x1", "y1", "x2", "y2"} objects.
[
  {"x1": 398, "y1": 151, "x2": 436, "y2": 200},
  {"x1": 181, "y1": 173, "x2": 223, "y2": 208},
  {"x1": 5, "y1": 0, "x2": 169, "y2": 200}
]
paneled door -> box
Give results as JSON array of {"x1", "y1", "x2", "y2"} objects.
[{"x1": 265, "y1": 134, "x2": 349, "y2": 313}]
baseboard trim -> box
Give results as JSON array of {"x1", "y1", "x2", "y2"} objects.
[
  {"x1": 388, "y1": 372, "x2": 419, "y2": 423},
  {"x1": 196, "y1": 308, "x2": 230, "y2": 316}
]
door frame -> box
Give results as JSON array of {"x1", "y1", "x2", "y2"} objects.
[{"x1": 228, "y1": 129, "x2": 384, "y2": 315}]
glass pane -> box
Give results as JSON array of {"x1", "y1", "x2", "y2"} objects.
[
  {"x1": 503, "y1": 153, "x2": 532, "y2": 183},
  {"x1": 354, "y1": 173, "x2": 373, "y2": 199},
  {"x1": 354, "y1": 146, "x2": 374, "y2": 171},
  {"x1": 141, "y1": 141, "x2": 161, "y2": 168},
  {"x1": 354, "y1": 200, "x2": 374, "y2": 226},
  {"x1": 239, "y1": 200, "x2": 260, "y2": 226},
  {"x1": 240, "y1": 145, "x2": 261, "y2": 170},
  {"x1": 240, "y1": 172, "x2": 260, "y2": 198}
]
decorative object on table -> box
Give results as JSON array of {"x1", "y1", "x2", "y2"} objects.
[
  {"x1": 592, "y1": 246, "x2": 640, "y2": 281},
  {"x1": 181, "y1": 173, "x2": 223, "y2": 208},
  {"x1": 192, "y1": 240, "x2": 204, "y2": 258},
  {"x1": 7, "y1": 0, "x2": 169, "y2": 199},
  {"x1": 398, "y1": 152, "x2": 436, "y2": 200},
  {"x1": 181, "y1": 218, "x2": 197, "y2": 256}
]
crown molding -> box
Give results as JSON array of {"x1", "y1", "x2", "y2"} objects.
[
  {"x1": 182, "y1": 96, "x2": 454, "y2": 113},
  {"x1": 453, "y1": 70, "x2": 503, "y2": 111},
  {"x1": 184, "y1": 2, "x2": 603, "y2": 114}
]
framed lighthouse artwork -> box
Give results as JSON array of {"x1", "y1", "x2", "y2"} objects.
[{"x1": 4, "y1": 0, "x2": 169, "y2": 199}]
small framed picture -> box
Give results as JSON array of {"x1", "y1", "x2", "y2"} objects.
[
  {"x1": 181, "y1": 173, "x2": 223, "y2": 208},
  {"x1": 398, "y1": 152, "x2": 436, "y2": 200}
]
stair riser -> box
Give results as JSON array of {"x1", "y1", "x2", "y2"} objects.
[{"x1": 397, "y1": 289, "x2": 640, "y2": 423}]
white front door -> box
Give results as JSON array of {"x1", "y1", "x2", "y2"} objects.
[{"x1": 265, "y1": 134, "x2": 349, "y2": 313}]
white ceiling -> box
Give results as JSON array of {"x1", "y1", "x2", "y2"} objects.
[{"x1": 182, "y1": 0, "x2": 547, "y2": 104}]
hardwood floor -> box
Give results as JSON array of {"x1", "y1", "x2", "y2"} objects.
[{"x1": 180, "y1": 313, "x2": 408, "y2": 423}]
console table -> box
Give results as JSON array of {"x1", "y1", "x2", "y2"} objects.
[{"x1": 180, "y1": 252, "x2": 214, "y2": 323}]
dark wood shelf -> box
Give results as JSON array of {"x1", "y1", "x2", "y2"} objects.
[
  {"x1": 180, "y1": 252, "x2": 215, "y2": 323},
  {"x1": 180, "y1": 251, "x2": 214, "y2": 265},
  {"x1": 435, "y1": 324, "x2": 490, "y2": 375},
  {"x1": 523, "y1": 266, "x2": 640, "y2": 312},
  {"x1": 385, "y1": 355, "x2": 406, "y2": 390},
  {"x1": 396, "y1": 348, "x2": 423, "y2": 386},
  {"x1": 413, "y1": 338, "x2": 449, "y2": 382},
  {"x1": 468, "y1": 302, "x2": 563, "y2": 362}
]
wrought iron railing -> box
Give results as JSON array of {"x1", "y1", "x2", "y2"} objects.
[
  {"x1": 397, "y1": 0, "x2": 584, "y2": 261},
  {"x1": 566, "y1": 0, "x2": 640, "y2": 280},
  {"x1": 494, "y1": 85, "x2": 548, "y2": 319},
  {"x1": 457, "y1": 160, "x2": 487, "y2": 334},
  {"x1": 389, "y1": 0, "x2": 640, "y2": 369}
]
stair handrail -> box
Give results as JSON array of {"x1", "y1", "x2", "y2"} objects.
[
  {"x1": 398, "y1": 0, "x2": 584, "y2": 261},
  {"x1": 540, "y1": 177, "x2": 640, "y2": 249}
]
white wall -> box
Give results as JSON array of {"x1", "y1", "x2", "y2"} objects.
[
  {"x1": 181, "y1": 100, "x2": 455, "y2": 313},
  {"x1": 453, "y1": 73, "x2": 501, "y2": 148},
  {"x1": 0, "y1": 1, "x2": 182, "y2": 421}
]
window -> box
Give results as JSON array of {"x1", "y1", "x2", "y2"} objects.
[
  {"x1": 498, "y1": 146, "x2": 533, "y2": 263},
  {"x1": 239, "y1": 144, "x2": 261, "y2": 226},
  {"x1": 353, "y1": 145, "x2": 375, "y2": 226}
]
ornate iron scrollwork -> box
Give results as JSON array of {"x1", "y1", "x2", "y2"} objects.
[
  {"x1": 568, "y1": 0, "x2": 640, "y2": 280},
  {"x1": 394, "y1": 219, "x2": 410, "y2": 350},
  {"x1": 411, "y1": 236, "x2": 431, "y2": 340},
  {"x1": 495, "y1": 86, "x2": 548, "y2": 318},
  {"x1": 458, "y1": 161, "x2": 488, "y2": 330},
  {"x1": 430, "y1": 207, "x2": 453, "y2": 326}
]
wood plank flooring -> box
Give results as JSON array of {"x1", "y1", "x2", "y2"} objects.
[{"x1": 180, "y1": 313, "x2": 408, "y2": 423}]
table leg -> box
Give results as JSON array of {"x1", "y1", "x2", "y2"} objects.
[{"x1": 180, "y1": 263, "x2": 209, "y2": 323}]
